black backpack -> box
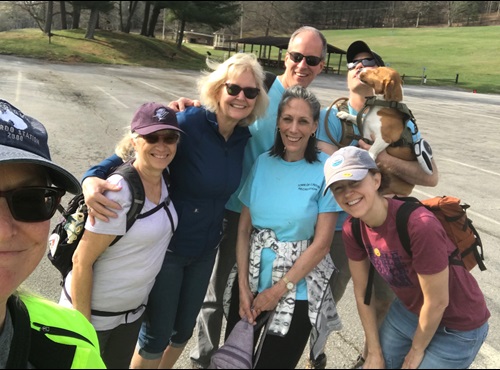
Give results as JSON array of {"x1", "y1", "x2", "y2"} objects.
[{"x1": 47, "y1": 160, "x2": 171, "y2": 280}]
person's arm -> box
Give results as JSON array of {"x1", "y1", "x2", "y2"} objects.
[
  {"x1": 402, "y1": 268, "x2": 449, "y2": 369},
  {"x1": 251, "y1": 212, "x2": 337, "y2": 315},
  {"x1": 316, "y1": 139, "x2": 338, "y2": 156},
  {"x1": 81, "y1": 154, "x2": 124, "y2": 222},
  {"x1": 358, "y1": 139, "x2": 439, "y2": 187},
  {"x1": 235, "y1": 206, "x2": 256, "y2": 323},
  {"x1": 70, "y1": 230, "x2": 116, "y2": 320},
  {"x1": 168, "y1": 97, "x2": 201, "y2": 112},
  {"x1": 349, "y1": 258, "x2": 386, "y2": 369}
]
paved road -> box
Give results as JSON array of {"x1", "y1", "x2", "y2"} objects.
[{"x1": 2, "y1": 55, "x2": 499, "y2": 369}]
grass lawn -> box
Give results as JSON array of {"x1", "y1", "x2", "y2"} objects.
[{"x1": 0, "y1": 26, "x2": 498, "y2": 94}]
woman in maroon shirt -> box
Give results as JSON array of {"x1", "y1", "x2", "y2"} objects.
[{"x1": 323, "y1": 146, "x2": 489, "y2": 369}]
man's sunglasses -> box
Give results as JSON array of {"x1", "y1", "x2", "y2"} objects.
[
  {"x1": 224, "y1": 83, "x2": 260, "y2": 99},
  {"x1": 142, "y1": 132, "x2": 180, "y2": 145},
  {"x1": 347, "y1": 57, "x2": 378, "y2": 70},
  {"x1": 1, "y1": 186, "x2": 65, "y2": 222},
  {"x1": 287, "y1": 52, "x2": 323, "y2": 67}
]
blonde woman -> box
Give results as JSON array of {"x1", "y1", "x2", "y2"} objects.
[
  {"x1": 79, "y1": 52, "x2": 269, "y2": 368},
  {"x1": 60, "y1": 103, "x2": 181, "y2": 368}
]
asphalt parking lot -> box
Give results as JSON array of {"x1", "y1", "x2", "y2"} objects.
[{"x1": 2, "y1": 55, "x2": 499, "y2": 369}]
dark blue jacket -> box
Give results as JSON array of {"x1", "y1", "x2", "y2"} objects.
[{"x1": 83, "y1": 106, "x2": 250, "y2": 257}]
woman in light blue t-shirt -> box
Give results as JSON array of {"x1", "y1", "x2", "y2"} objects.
[{"x1": 223, "y1": 85, "x2": 342, "y2": 369}]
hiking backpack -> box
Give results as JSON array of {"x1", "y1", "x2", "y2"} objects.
[
  {"x1": 47, "y1": 160, "x2": 171, "y2": 280},
  {"x1": 351, "y1": 195, "x2": 486, "y2": 305}
]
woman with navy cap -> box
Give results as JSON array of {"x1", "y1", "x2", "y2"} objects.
[{"x1": 0, "y1": 99, "x2": 105, "y2": 369}]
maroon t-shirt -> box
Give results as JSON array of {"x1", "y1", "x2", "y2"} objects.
[{"x1": 343, "y1": 198, "x2": 490, "y2": 331}]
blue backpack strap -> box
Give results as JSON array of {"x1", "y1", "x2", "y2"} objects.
[{"x1": 350, "y1": 218, "x2": 375, "y2": 306}]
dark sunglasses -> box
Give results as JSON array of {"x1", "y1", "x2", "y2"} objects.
[
  {"x1": 347, "y1": 57, "x2": 378, "y2": 70},
  {"x1": 0, "y1": 186, "x2": 65, "y2": 222},
  {"x1": 287, "y1": 52, "x2": 323, "y2": 67},
  {"x1": 142, "y1": 133, "x2": 180, "y2": 145},
  {"x1": 224, "y1": 83, "x2": 260, "y2": 99}
]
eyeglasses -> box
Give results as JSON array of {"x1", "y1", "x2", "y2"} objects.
[
  {"x1": 287, "y1": 52, "x2": 323, "y2": 67},
  {"x1": 142, "y1": 133, "x2": 180, "y2": 145},
  {"x1": 224, "y1": 83, "x2": 260, "y2": 99},
  {"x1": 347, "y1": 58, "x2": 378, "y2": 70},
  {"x1": 0, "y1": 186, "x2": 65, "y2": 222}
]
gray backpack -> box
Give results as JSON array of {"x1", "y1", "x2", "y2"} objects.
[{"x1": 209, "y1": 311, "x2": 272, "y2": 369}]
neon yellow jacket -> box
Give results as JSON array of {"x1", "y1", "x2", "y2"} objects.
[{"x1": 6, "y1": 294, "x2": 106, "y2": 368}]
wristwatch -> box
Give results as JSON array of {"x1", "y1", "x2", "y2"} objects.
[{"x1": 282, "y1": 276, "x2": 295, "y2": 291}]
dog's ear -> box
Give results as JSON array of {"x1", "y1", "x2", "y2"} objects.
[{"x1": 384, "y1": 78, "x2": 403, "y2": 101}]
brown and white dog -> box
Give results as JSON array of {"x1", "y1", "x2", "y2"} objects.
[{"x1": 337, "y1": 66, "x2": 417, "y2": 195}]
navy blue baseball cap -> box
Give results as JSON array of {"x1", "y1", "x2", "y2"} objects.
[{"x1": 0, "y1": 99, "x2": 81, "y2": 194}]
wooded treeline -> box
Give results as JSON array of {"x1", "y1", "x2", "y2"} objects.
[{"x1": 1, "y1": 1, "x2": 499, "y2": 47}]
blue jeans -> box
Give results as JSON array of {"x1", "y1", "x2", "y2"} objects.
[
  {"x1": 380, "y1": 298, "x2": 489, "y2": 369},
  {"x1": 136, "y1": 248, "x2": 218, "y2": 359}
]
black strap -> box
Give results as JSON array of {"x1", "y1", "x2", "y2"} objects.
[
  {"x1": 62, "y1": 284, "x2": 147, "y2": 318},
  {"x1": 110, "y1": 163, "x2": 172, "y2": 245},
  {"x1": 356, "y1": 96, "x2": 419, "y2": 144},
  {"x1": 109, "y1": 160, "x2": 145, "y2": 246},
  {"x1": 395, "y1": 201, "x2": 422, "y2": 257},
  {"x1": 264, "y1": 71, "x2": 277, "y2": 91},
  {"x1": 253, "y1": 311, "x2": 274, "y2": 368},
  {"x1": 6, "y1": 296, "x2": 31, "y2": 368},
  {"x1": 137, "y1": 195, "x2": 175, "y2": 232},
  {"x1": 351, "y1": 218, "x2": 375, "y2": 306}
]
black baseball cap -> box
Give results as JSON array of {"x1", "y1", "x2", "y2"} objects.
[{"x1": 347, "y1": 40, "x2": 385, "y2": 67}]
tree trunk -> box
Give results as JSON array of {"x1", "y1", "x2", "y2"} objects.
[
  {"x1": 85, "y1": 7, "x2": 99, "y2": 39},
  {"x1": 60, "y1": 1, "x2": 67, "y2": 29},
  {"x1": 118, "y1": 0, "x2": 124, "y2": 31},
  {"x1": 176, "y1": 19, "x2": 186, "y2": 50},
  {"x1": 44, "y1": 0, "x2": 53, "y2": 35},
  {"x1": 141, "y1": 1, "x2": 151, "y2": 36},
  {"x1": 124, "y1": 1, "x2": 139, "y2": 33},
  {"x1": 147, "y1": 4, "x2": 161, "y2": 37},
  {"x1": 72, "y1": 3, "x2": 81, "y2": 29}
]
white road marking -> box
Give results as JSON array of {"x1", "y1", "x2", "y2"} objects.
[{"x1": 96, "y1": 86, "x2": 128, "y2": 108}]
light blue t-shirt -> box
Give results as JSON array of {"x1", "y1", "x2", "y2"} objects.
[
  {"x1": 225, "y1": 79, "x2": 285, "y2": 213},
  {"x1": 239, "y1": 151, "x2": 341, "y2": 299},
  {"x1": 316, "y1": 102, "x2": 421, "y2": 230}
]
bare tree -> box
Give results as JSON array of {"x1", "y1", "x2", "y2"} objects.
[
  {"x1": 141, "y1": 1, "x2": 152, "y2": 36},
  {"x1": 14, "y1": 1, "x2": 45, "y2": 31},
  {"x1": 60, "y1": 0, "x2": 68, "y2": 29},
  {"x1": 71, "y1": 1, "x2": 81, "y2": 29},
  {"x1": 43, "y1": 0, "x2": 53, "y2": 34},
  {"x1": 119, "y1": 0, "x2": 140, "y2": 33},
  {"x1": 81, "y1": 1, "x2": 115, "y2": 39}
]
